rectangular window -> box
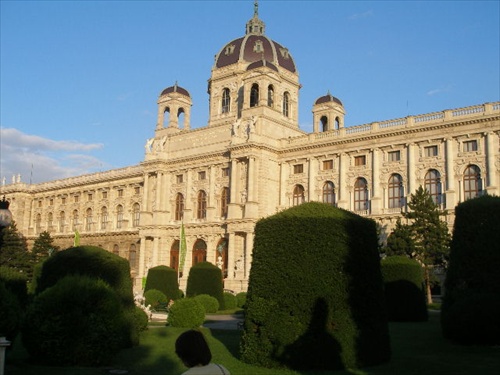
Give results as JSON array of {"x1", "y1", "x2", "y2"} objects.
[
  {"x1": 463, "y1": 140, "x2": 478, "y2": 152},
  {"x1": 293, "y1": 164, "x2": 304, "y2": 174},
  {"x1": 354, "y1": 155, "x2": 366, "y2": 166},
  {"x1": 50, "y1": 199, "x2": 54, "y2": 206},
  {"x1": 176, "y1": 174, "x2": 184, "y2": 184},
  {"x1": 198, "y1": 171, "x2": 206, "y2": 180},
  {"x1": 388, "y1": 150, "x2": 401, "y2": 162},
  {"x1": 134, "y1": 187, "x2": 140, "y2": 195},
  {"x1": 424, "y1": 145, "x2": 438, "y2": 157},
  {"x1": 88, "y1": 194, "x2": 93, "y2": 201},
  {"x1": 102, "y1": 191, "x2": 108, "y2": 199},
  {"x1": 322, "y1": 160, "x2": 333, "y2": 170},
  {"x1": 118, "y1": 189, "x2": 123, "y2": 197},
  {"x1": 222, "y1": 167, "x2": 230, "y2": 177},
  {"x1": 38, "y1": 200, "x2": 42, "y2": 208},
  {"x1": 61, "y1": 197, "x2": 66, "y2": 204},
  {"x1": 74, "y1": 196, "x2": 79, "y2": 203}
]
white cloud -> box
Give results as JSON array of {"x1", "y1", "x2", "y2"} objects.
[
  {"x1": 426, "y1": 85, "x2": 452, "y2": 96},
  {"x1": 0, "y1": 128, "x2": 107, "y2": 184},
  {"x1": 349, "y1": 10, "x2": 373, "y2": 20}
]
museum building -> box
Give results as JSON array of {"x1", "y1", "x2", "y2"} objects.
[{"x1": 1, "y1": 5, "x2": 499, "y2": 292}]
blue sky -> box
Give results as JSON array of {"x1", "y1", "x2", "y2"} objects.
[{"x1": 1, "y1": 0, "x2": 499, "y2": 184}]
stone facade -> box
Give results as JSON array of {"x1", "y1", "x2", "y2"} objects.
[{"x1": 1, "y1": 8, "x2": 499, "y2": 293}]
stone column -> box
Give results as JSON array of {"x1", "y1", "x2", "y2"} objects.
[
  {"x1": 230, "y1": 160, "x2": 238, "y2": 203},
  {"x1": 247, "y1": 157, "x2": 255, "y2": 202},
  {"x1": 143, "y1": 173, "x2": 150, "y2": 211},
  {"x1": 445, "y1": 138, "x2": 456, "y2": 209},
  {"x1": 152, "y1": 237, "x2": 159, "y2": 266},
  {"x1": 338, "y1": 153, "x2": 347, "y2": 208},
  {"x1": 407, "y1": 144, "x2": 416, "y2": 195},
  {"x1": 245, "y1": 232, "x2": 254, "y2": 279},
  {"x1": 279, "y1": 162, "x2": 287, "y2": 207},
  {"x1": 138, "y1": 237, "x2": 147, "y2": 280},
  {"x1": 371, "y1": 148, "x2": 381, "y2": 214},
  {"x1": 227, "y1": 232, "x2": 236, "y2": 280},
  {"x1": 486, "y1": 132, "x2": 497, "y2": 191},
  {"x1": 308, "y1": 157, "x2": 317, "y2": 202}
]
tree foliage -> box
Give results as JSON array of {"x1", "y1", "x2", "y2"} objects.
[
  {"x1": 0, "y1": 221, "x2": 33, "y2": 276},
  {"x1": 32, "y1": 231, "x2": 59, "y2": 261}
]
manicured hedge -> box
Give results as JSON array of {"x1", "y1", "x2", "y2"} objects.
[
  {"x1": 167, "y1": 297, "x2": 205, "y2": 328},
  {"x1": 223, "y1": 291, "x2": 237, "y2": 310},
  {"x1": 144, "y1": 265, "x2": 180, "y2": 301},
  {"x1": 241, "y1": 202, "x2": 390, "y2": 371},
  {"x1": 381, "y1": 256, "x2": 428, "y2": 322},
  {"x1": 144, "y1": 289, "x2": 168, "y2": 309},
  {"x1": 35, "y1": 246, "x2": 134, "y2": 308},
  {"x1": 442, "y1": 195, "x2": 500, "y2": 345},
  {"x1": 22, "y1": 275, "x2": 129, "y2": 366},
  {"x1": 186, "y1": 262, "x2": 225, "y2": 310},
  {"x1": 194, "y1": 294, "x2": 220, "y2": 313}
]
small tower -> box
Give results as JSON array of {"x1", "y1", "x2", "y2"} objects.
[
  {"x1": 312, "y1": 91, "x2": 345, "y2": 133},
  {"x1": 157, "y1": 82, "x2": 192, "y2": 132}
]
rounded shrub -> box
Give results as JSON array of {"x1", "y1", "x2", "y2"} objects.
[
  {"x1": 0, "y1": 265, "x2": 28, "y2": 307},
  {"x1": 241, "y1": 202, "x2": 390, "y2": 370},
  {"x1": 186, "y1": 262, "x2": 225, "y2": 309},
  {"x1": 167, "y1": 297, "x2": 205, "y2": 328},
  {"x1": 223, "y1": 292, "x2": 237, "y2": 310},
  {"x1": 22, "y1": 275, "x2": 128, "y2": 366},
  {"x1": 144, "y1": 265, "x2": 180, "y2": 301},
  {"x1": 442, "y1": 195, "x2": 500, "y2": 345},
  {"x1": 236, "y1": 292, "x2": 247, "y2": 308},
  {"x1": 194, "y1": 294, "x2": 220, "y2": 313},
  {"x1": 144, "y1": 289, "x2": 168, "y2": 309},
  {"x1": 0, "y1": 281, "x2": 22, "y2": 343},
  {"x1": 381, "y1": 256, "x2": 428, "y2": 322}
]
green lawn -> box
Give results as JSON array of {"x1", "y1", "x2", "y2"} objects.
[{"x1": 5, "y1": 312, "x2": 500, "y2": 375}]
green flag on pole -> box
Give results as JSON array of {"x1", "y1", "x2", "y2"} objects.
[
  {"x1": 73, "y1": 229, "x2": 80, "y2": 247},
  {"x1": 179, "y1": 222, "x2": 187, "y2": 274}
]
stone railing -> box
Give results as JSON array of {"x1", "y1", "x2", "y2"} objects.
[{"x1": 284, "y1": 101, "x2": 499, "y2": 147}]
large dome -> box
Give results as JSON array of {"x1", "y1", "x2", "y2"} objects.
[{"x1": 214, "y1": 5, "x2": 296, "y2": 73}]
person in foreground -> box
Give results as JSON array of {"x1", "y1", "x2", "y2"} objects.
[{"x1": 175, "y1": 329, "x2": 231, "y2": 375}]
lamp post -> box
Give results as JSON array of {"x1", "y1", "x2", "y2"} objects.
[
  {"x1": 0, "y1": 196, "x2": 13, "y2": 229},
  {"x1": 0, "y1": 197, "x2": 12, "y2": 375}
]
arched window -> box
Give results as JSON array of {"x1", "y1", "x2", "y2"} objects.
[
  {"x1": 283, "y1": 92, "x2": 290, "y2": 117},
  {"x1": 170, "y1": 240, "x2": 179, "y2": 271},
  {"x1": 388, "y1": 174, "x2": 404, "y2": 209},
  {"x1": 463, "y1": 165, "x2": 482, "y2": 200},
  {"x1": 250, "y1": 83, "x2": 259, "y2": 107},
  {"x1": 177, "y1": 108, "x2": 185, "y2": 129},
  {"x1": 335, "y1": 117, "x2": 340, "y2": 129},
  {"x1": 116, "y1": 205, "x2": 124, "y2": 229},
  {"x1": 322, "y1": 181, "x2": 336, "y2": 206},
  {"x1": 222, "y1": 88, "x2": 230, "y2": 113},
  {"x1": 267, "y1": 85, "x2": 274, "y2": 107},
  {"x1": 59, "y1": 211, "x2": 65, "y2": 233},
  {"x1": 85, "y1": 208, "x2": 93, "y2": 231},
  {"x1": 197, "y1": 190, "x2": 207, "y2": 219},
  {"x1": 320, "y1": 116, "x2": 328, "y2": 132},
  {"x1": 424, "y1": 169, "x2": 442, "y2": 205},
  {"x1": 35, "y1": 213, "x2": 42, "y2": 234},
  {"x1": 72, "y1": 210, "x2": 79, "y2": 231},
  {"x1": 163, "y1": 107, "x2": 170, "y2": 127},
  {"x1": 132, "y1": 203, "x2": 140, "y2": 227},
  {"x1": 175, "y1": 193, "x2": 184, "y2": 221},
  {"x1": 192, "y1": 239, "x2": 207, "y2": 266},
  {"x1": 220, "y1": 187, "x2": 230, "y2": 218},
  {"x1": 293, "y1": 184, "x2": 305, "y2": 206},
  {"x1": 101, "y1": 206, "x2": 108, "y2": 230},
  {"x1": 129, "y1": 244, "x2": 137, "y2": 270},
  {"x1": 113, "y1": 244, "x2": 119, "y2": 255},
  {"x1": 354, "y1": 178, "x2": 369, "y2": 211}
]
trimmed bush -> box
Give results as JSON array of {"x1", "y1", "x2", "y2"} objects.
[
  {"x1": 194, "y1": 294, "x2": 220, "y2": 313},
  {"x1": 241, "y1": 202, "x2": 390, "y2": 371},
  {"x1": 167, "y1": 297, "x2": 205, "y2": 328},
  {"x1": 223, "y1": 291, "x2": 237, "y2": 310},
  {"x1": 381, "y1": 256, "x2": 428, "y2": 322},
  {"x1": 144, "y1": 265, "x2": 180, "y2": 301},
  {"x1": 0, "y1": 265, "x2": 28, "y2": 307},
  {"x1": 35, "y1": 246, "x2": 134, "y2": 308},
  {"x1": 0, "y1": 281, "x2": 22, "y2": 343},
  {"x1": 22, "y1": 275, "x2": 128, "y2": 366},
  {"x1": 186, "y1": 262, "x2": 225, "y2": 310},
  {"x1": 130, "y1": 306, "x2": 149, "y2": 333},
  {"x1": 236, "y1": 292, "x2": 247, "y2": 308},
  {"x1": 144, "y1": 289, "x2": 168, "y2": 309},
  {"x1": 442, "y1": 195, "x2": 500, "y2": 345}
]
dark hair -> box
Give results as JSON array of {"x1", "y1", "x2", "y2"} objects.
[{"x1": 175, "y1": 329, "x2": 212, "y2": 367}]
